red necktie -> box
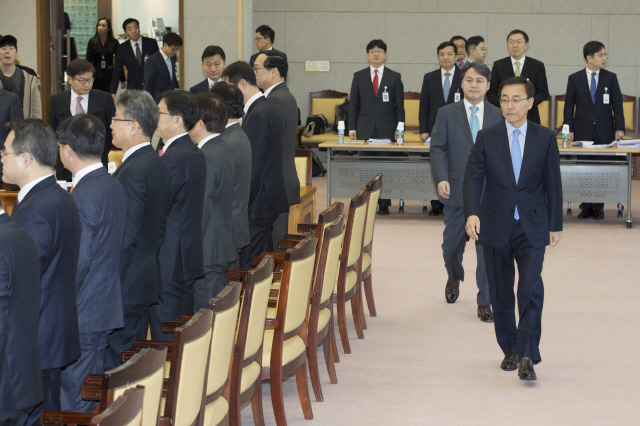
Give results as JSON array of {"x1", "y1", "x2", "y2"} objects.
[{"x1": 373, "y1": 69, "x2": 379, "y2": 97}]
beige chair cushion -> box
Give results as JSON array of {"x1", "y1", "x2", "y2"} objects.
[
  {"x1": 347, "y1": 203, "x2": 367, "y2": 267},
  {"x1": 295, "y1": 157, "x2": 308, "y2": 187},
  {"x1": 283, "y1": 253, "x2": 316, "y2": 334},
  {"x1": 362, "y1": 252, "x2": 371, "y2": 275},
  {"x1": 538, "y1": 99, "x2": 549, "y2": 128},
  {"x1": 163, "y1": 361, "x2": 171, "y2": 379},
  {"x1": 404, "y1": 99, "x2": 420, "y2": 129},
  {"x1": 404, "y1": 132, "x2": 423, "y2": 143},
  {"x1": 244, "y1": 273, "x2": 273, "y2": 360},
  {"x1": 556, "y1": 100, "x2": 566, "y2": 131},
  {"x1": 241, "y1": 361, "x2": 261, "y2": 394},
  {"x1": 319, "y1": 229, "x2": 345, "y2": 305},
  {"x1": 125, "y1": 409, "x2": 143, "y2": 426},
  {"x1": 301, "y1": 132, "x2": 340, "y2": 144},
  {"x1": 334, "y1": 269, "x2": 357, "y2": 294},
  {"x1": 204, "y1": 394, "x2": 229, "y2": 426},
  {"x1": 112, "y1": 359, "x2": 165, "y2": 426},
  {"x1": 317, "y1": 307, "x2": 331, "y2": 333},
  {"x1": 207, "y1": 300, "x2": 241, "y2": 395},
  {"x1": 261, "y1": 330, "x2": 306, "y2": 368},
  {"x1": 108, "y1": 150, "x2": 124, "y2": 165},
  {"x1": 310, "y1": 98, "x2": 345, "y2": 127},
  {"x1": 623, "y1": 101, "x2": 635, "y2": 132}
]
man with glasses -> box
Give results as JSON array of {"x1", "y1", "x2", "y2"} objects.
[
  {"x1": 564, "y1": 41, "x2": 624, "y2": 220},
  {"x1": 466, "y1": 36, "x2": 487, "y2": 63},
  {"x1": 464, "y1": 77, "x2": 562, "y2": 381},
  {"x1": 50, "y1": 58, "x2": 115, "y2": 181},
  {"x1": 487, "y1": 30, "x2": 549, "y2": 125},
  {"x1": 144, "y1": 33, "x2": 182, "y2": 103},
  {"x1": 250, "y1": 24, "x2": 287, "y2": 67},
  {"x1": 450, "y1": 36, "x2": 467, "y2": 69}
]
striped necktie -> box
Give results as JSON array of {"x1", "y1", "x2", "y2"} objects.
[{"x1": 511, "y1": 129, "x2": 522, "y2": 220}]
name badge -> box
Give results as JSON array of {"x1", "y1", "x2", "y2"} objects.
[
  {"x1": 603, "y1": 87, "x2": 609, "y2": 104},
  {"x1": 454, "y1": 92, "x2": 461, "y2": 102},
  {"x1": 101, "y1": 60, "x2": 106, "y2": 69},
  {"x1": 382, "y1": 86, "x2": 389, "y2": 102}
]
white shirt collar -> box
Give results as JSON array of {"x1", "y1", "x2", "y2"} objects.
[
  {"x1": 121, "y1": 142, "x2": 151, "y2": 164},
  {"x1": 130, "y1": 38, "x2": 142, "y2": 51},
  {"x1": 197, "y1": 133, "x2": 220, "y2": 149},
  {"x1": 263, "y1": 81, "x2": 284, "y2": 97},
  {"x1": 18, "y1": 174, "x2": 54, "y2": 202},
  {"x1": 243, "y1": 91, "x2": 264, "y2": 114},
  {"x1": 207, "y1": 77, "x2": 223, "y2": 88},
  {"x1": 463, "y1": 98, "x2": 484, "y2": 114},
  {"x1": 70, "y1": 89, "x2": 89, "y2": 112},
  {"x1": 225, "y1": 121, "x2": 239, "y2": 129},
  {"x1": 160, "y1": 49, "x2": 170, "y2": 62},
  {"x1": 505, "y1": 119, "x2": 528, "y2": 141},
  {"x1": 511, "y1": 55, "x2": 526, "y2": 67},
  {"x1": 72, "y1": 162, "x2": 103, "y2": 188},
  {"x1": 162, "y1": 132, "x2": 188, "y2": 152},
  {"x1": 441, "y1": 66, "x2": 455, "y2": 78},
  {"x1": 586, "y1": 67, "x2": 601, "y2": 77},
  {"x1": 267, "y1": 46, "x2": 273, "y2": 51},
  {"x1": 370, "y1": 65, "x2": 384, "y2": 78},
  {"x1": 0, "y1": 209, "x2": 5, "y2": 216}
]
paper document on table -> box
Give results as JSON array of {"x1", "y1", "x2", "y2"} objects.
[
  {"x1": 367, "y1": 138, "x2": 392, "y2": 144},
  {"x1": 346, "y1": 140, "x2": 365, "y2": 144},
  {"x1": 571, "y1": 141, "x2": 593, "y2": 147},
  {"x1": 425, "y1": 137, "x2": 431, "y2": 146},
  {"x1": 617, "y1": 139, "x2": 640, "y2": 145}
]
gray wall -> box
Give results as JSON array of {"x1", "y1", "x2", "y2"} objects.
[
  {"x1": 253, "y1": 0, "x2": 640, "y2": 122},
  {"x1": 0, "y1": 0, "x2": 38, "y2": 73}
]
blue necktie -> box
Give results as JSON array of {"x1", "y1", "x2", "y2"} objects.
[
  {"x1": 590, "y1": 72, "x2": 597, "y2": 104},
  {"x1": 443, "y1": 72, "x2": 451, "y2": 102},
  {"x1": 511, "y1": 129, "x2": 522, "y2": 220},
  {"x1": 242, "y1": 110, "x2": 246, "y2": 120},
  {"x1": 469, "y1": 106, "x2": 480, "y2": 143}
]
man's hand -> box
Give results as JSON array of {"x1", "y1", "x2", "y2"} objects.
[
  {"x1": 550, "y1": 232, "x2": 561, "y2": 247},
  {"x1": 615, "y1": 130, "x2": 624, "y2": 141},
  {"x1": 349, "y1": 131, "x2": 357, "y2": 140},
  {"x1": 111, "y1": 94, "x2": 116, "y2": 102},
  {"x1": 420, "y1": 132, "x2": 429, "y2": 142},
  {"x1": 121, "y1": 82, "x2": 126, "y2": 89},
  {"x1": 437, "y1": 181, "x2": 450, "y2": 199},
  {"x1": 568, "y1": 132, "x2": 574, "y2": 142},
  {"x1": 466, "y1": 215, "x2": 480, "y2": 241}
]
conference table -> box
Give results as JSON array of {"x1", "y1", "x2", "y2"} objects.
[{"x1": 320, "y1": 141, "x2": 640, "y2": 228}]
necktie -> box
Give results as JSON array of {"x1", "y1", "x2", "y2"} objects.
[
  {"x1": 12, "y1": 198, "x2": 19, "y2": 212},
  {"x1": 443, "y1": 72, "x2": 451, "y2": 102},
  {"x1": 469, "y1": 106, "x2": 480, "y2": 143},
  {"x1": 242, "y1": 110, "x2": 246, "y2": 120},
  {"x1": 135, "y1": 42, "x2": 142, "y2": 67},
  {"x1": 590, "y1": 72, "x2": 597, "y2": 103},
  {"x1": 511, "y1": 129, "x2": 522, "y2": 220},
  {"x1": 515, "y1": 61, "x2": 521, "y2": 77},
  {"x1": 75, "y1": 96, "x2": 85, "y2": 115},
  {"x1": 373, "y1": 69, "x2": 379, "y2": 97},
  {"x1": 456, "y1": 61, "x2": 464, "y2": 69},
  {"x1": 166, "y1": 57, "x2": 173, "y2": 80}
]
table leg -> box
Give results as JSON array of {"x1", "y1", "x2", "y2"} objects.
[
  {"x1": 327, "y1": 147, "x2": 332, "y2": 207},
  {"x1": 627, "y1": 153, "x2": 633, "y2": 228}
]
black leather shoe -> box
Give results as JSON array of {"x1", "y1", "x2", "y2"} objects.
[
  {"x1": 518, "y1": 357, "x2": 537, "y2": 380},
  {"x1": 501, "y1": 354, "x2": 517, "y2": 371},
  {"x1": 477, "y1": 305, "x2": 494, "y2": 322},
  {"x1": 594, "y1": 209, "x2": 605, "y2": 220},
  {"x1": 578, "y1": 208, "x2": 594, "y2": 219},
  {"x1": 428, "y1": 207, "x2": 442, "y2": 216},
  {"x1": 378, "y1": 205, "x2": 389, "y2": 215},
  {"x1": 445, "y1": 277, "x2": 460, "y2": 303}
]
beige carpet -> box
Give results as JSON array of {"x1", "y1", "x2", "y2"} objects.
[{"x1": 242, "y1": 175, "x2": 640, "y2": 425}]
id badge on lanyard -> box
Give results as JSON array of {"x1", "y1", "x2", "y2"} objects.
[{"x1": 382, "y1": 86, "x2": 389, "y2": 102}]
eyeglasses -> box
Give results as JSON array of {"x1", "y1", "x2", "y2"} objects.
[
  {"x1": 368, "y1": 50, "x2": 385, "y2": 55},
  {"x1": 254, "y1": 37, "x2": 266, "y2": 41},
  {"x1": 72, "y1": 77, "x2": 95, "y2": 85},
  {"x1": 594, "y1": 53, "x2": 608, "y2": 58},
  {"x1": 499, "y1": 97, "x2": 530, "y2": 106},
  {"x1": 112, "y1": 117, "x2": 134, "y2": 123},
  {"x1": 252, "y1": 66, "x2": 265, "y2": 72},
  {"x1": 0, "y1": 150, "x2": 14, "y2": 158},
  {"x1": 508, "y1": 40, "x2": 526, "y2": 46},
  {"x1": 476, "y1": 47, "x2": 488, "y2": 52}
]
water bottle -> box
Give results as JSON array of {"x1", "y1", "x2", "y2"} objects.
[
  {"x1": 561, "y1": 124, "x2": 570, "y2": 149},
  {"x1": 337, "y1": 121, "x2": 345, "y2": 144},
  {"x1": 396, "y1": 122, "x2": 404, "y2": 145}
]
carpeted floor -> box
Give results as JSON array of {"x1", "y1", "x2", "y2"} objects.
[{"x1": 242, "y1": 175, "x2": 640, "y2": 425}]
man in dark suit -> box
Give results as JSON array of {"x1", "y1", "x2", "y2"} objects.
[
  {"x1": 431, "y1": 62, "x2": 502, "y2": 320},
  {"x1": 249, "y1": 24, "x2": 287, "y2": 66},
  {"x1": 2, "y1": 119, "x2": 81, "y2": 423},
  {"x1": 222, "y1": 61, "x2": 288, "y2": 269},
  {"x1": 50, "y1": 59, "x2": 116, "y2": 180},
  {"x1": 210, "y1": 82, "x2": 251, "y2": 265},
  {"x1": 464, "y1": 77, "x2": 562, "y2": 380},
  {"x1": 349, "y1": 39, "x2": 405, "y2": 215},
  {"x1": 56, "y1": 115, "x2": 127, "y2": 411},
  {"x1": 564, "y1": 41, "x2": 625, "y2": 220},
  {"x1": 487, "y1": 30, "x2": 549, "y2": 125},
  {"x1": 450, "y1": 36, "x2": 467, "y2": 69},
  {"x1": 255, "y1": 52, "x2": 300, "y2": 247},
  {"x1": 144, "y1": 33, "x2": 182, "y2": 103},
  {"x1": 189, "y1": 45, "x2": 226, "y2": 95},
  {"x1": 189, "y1": 93, "x2": 235, "y2": 307},
  {"x1": 0, "y1": 209, "x2": 42, "y2": 426},
  {"x1": 150, "y1": 90, "x2": 206, "y2": 340},
  {"x1": 110, "y1": 18, "x2": 159, "y2": 101},
  {"x1": 105, "y1": 90, "x2": 171, "y2": 370},
  {"x1": 0, "y1": 87, "x2": 23, "y2": 181},
  {"x1": 466, "y1": 36, "x2": 487, "y2": 63}
]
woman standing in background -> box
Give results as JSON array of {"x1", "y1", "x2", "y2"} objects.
[{"x1": 86, "y1": 18, "x2": 124, "y2": 93}]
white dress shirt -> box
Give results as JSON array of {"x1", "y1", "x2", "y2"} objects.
[
  {"x1": 505, "y1": 119, "x2": 527, "y2": 161},
  {"x1": 130, "y1": 38, "x2": 142, "y2": 53},
  {"x1": 463, "y1": 99, "x2": 485, "y2": 128},
  {"x1": 162, "y1": 132, "x2": 188, "y2": 153},
  {"x1": 70, "y1": 89, "x2": 89, "y2": 116},
  {"x1": 72, "y1": 162, "x2": 103, "y2": 188},
  {"x1": 0, "y1": 209, "x2": 6, "y2": 216},
  {"x1": 18, "y1": 174, "x2": 54, "y2": 202},
  {"x1": 225, "y1": 121, "x2": 239, "y2": 129},
  {"x1": 370, "y1": 65, "x2": 384, "y2": 89},
  {"x1": 511, "y1": 55, "x2": 526, "y2": 74},
  {"x1": 121, "y1": 142, "x2": 151, "y2": 164},
  {"x1": 208, "y1": 77, "x2": 223, "y2": 89},
  {"x1": 197, "y1": 133, "x2": 221, "y2": 149},
  {"x1": 441, "y1": 66, "x2": 455, "y2": 87},
  {"x1": 160, "y1": 49, "x2": 173, "y2": 79},
  {"x1": 263, "y1": 81, "x2": 284, "y2": 98},
  {"x1": 586, "y1": 67, "x2": 600, "y2": 90},
  {"x1": 243, "y1": 92, "x2": 264, "y2": 115}
]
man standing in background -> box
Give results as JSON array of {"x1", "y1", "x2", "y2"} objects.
[
  {"x1": 250, "y1": 25, "x2": 287, "y2": 66},
  {"x1": 450, "y1": 36, "x2": 467, "y2": 69},
  {"x1": 466, "y1": 36, "x2": 487, "y2": 63},
  {"x1": 190, "y1": 45, "x2": 227, "y2": 95},
  {"x1": 0, "y1": 35, "x2": 41, "y2": 119}
]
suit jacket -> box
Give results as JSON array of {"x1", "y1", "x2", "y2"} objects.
[
  {"x1": 71, "y1": 167, "x2": 127, "y2": 333},
  {"x1": 563, "y1": 68, "x2": 624, "y2": 143},
  {"x1": 189, "y1": 79, "x2": 209, "y2": 95},
  {"x1": 220, "y1": 122, "x2": 251, "y2": 250},
  {"x1": 113, "y1": 145, "x2": 171, "y2": 305},
  {"x1": 12, "y1": 175, "x2": 81, "y2": 370},
  {"x1": 349, "y1": 67, "x2": 405, "y2": 140},
  {"x1": 0, "y1": 89, "x2": 23, "y2": 180},
  {"x1": 430, "y1": 99, "x2": 503, "y2": 207},
  {"x1": 487, "y1": 57, "x2": 549, "y2": 124},
  {"x1": 242, "y1": 96, "x2": 289, "y2": 220},
  {"x1": 419, "y1": 67, "x2": 462, "y2": 135},
  {"x1": 463, "y1": 121, "x2": 563, "y2": 249},
  {"x1": 159, "y1": 134, "x2": 206, "y2": 282},
  {"x1": 249, "y1": 49, "x2": 288, "y2": 66},
  {"x1": 110, "y1": 36, "x2": 159, "y2": 94},
  {"x1": 0, "y1": 213, "x2": 43, "y2": 412},
  {"x1": 143, "y1": 51, "x2": 179, "y2": 103},
  {"x1": 266, "y1": 83, "x2": 301, "y2": 204},
  {"x1": 49, "y1": 89, "x2": 115, "y2": 180},
  {"x1": 200, "y1": 135, "x2": 236, "y2": 265}
]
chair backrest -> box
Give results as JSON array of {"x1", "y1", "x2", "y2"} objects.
[
  {"x1": 344, "y1": 188, "x2": 368, "y2": 269},
  {"x1": 294, "y1": 148, "x2": 312, "y2": 187},
  {"x1": 538, "y1": 96, "x2": 551, "y2": 128},
  {"x1": 91, "y1": 386, "x2": 145, "y2": 426},
  {"x1": 309, "y1": 90, "x2": 348, "y2": 127},
  {"x1": 279, "y1": 237, "x2": 317, "y2": 335},
  {"x1": 363, "y1": 174, "x2": 382, "y2": 249},
  {"x1": 404, "y1": 91, "x2": 421, "y2": 130},
  {"x1": 622, "y1": 95, "x2": 637, "y2": 137},
  {"x1": 106, "y1": 347, "x2": 167, "y2": 426},
  {"x1": 312, "y1": 202, "x2": 344, "y2": 258},
  {"x1": 315, "y1": 216, "x2": 345, "y2": 305},
  {"x1": 554, "y1": 95, "x2": 566, "y2": 133},
  {"x1": 108, "y1": 150, "x2": 124, "y2": 166}
]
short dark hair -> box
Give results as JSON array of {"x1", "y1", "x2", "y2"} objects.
[
  {"x1": 0, "y1": 37, "x2": 17, "y2": 50},
  {"x1": 67, "y1": 59, "x2": 95, "y2": 78},
  {"x1": 256, "y1": 25, "x2": 275, "y2": 43},
  {"x1": 221, "y1": 61, "x2": 257, "y2": 87},
  {"x1": 158, "y1": 90, "x2": 199, "y2": 132},
  {"x1": 507, "y1": 29, "x2": 529, "y2": 43},
  {"x1": 465, "y1": 36, "x2": 485, "y2": 54},
  {"x1": 5, "y1": 119, "x2": 57, "y2": 167},
  {"x1": 116, "y1": 90, "x2": 159, "y2": 138},
  {"x1": 210, "y1": 82, "x2": 244, "y2": 119},
  {"x1": 263, "y1": 54, "x2": 288, "y2": 79},
  {"x1": 437, "y1": 41, "x2": 457, "y2": 54},
  {"x1": 450, "y1": 35, "x2": 466, "y2": 44},
  {"x1": 163, "y1": 33, "x2": 183, "y2": 47},
  {"x1": 461, "y1": 61, "x2": 491, "y2": 81},
  {"x1": 262, "y1": 50, "x2": 287, "y2": 62},
  {"x1": 194, "y1": 93, "x2": 228, "y2": 134},
  {"x1": 498, "y1": 76, "x2": 535, "y2": 99},
  {"x1": 583, "y1": 41, "x2": 605, "y2": 60},
  {"x1": 202, "y1": 45, "x2": 226, "y2": 62},
  {"x1": 122, "y1": 18, "x2": 139, "y2": 31},
  {"x1": 56, "y1": 115, "x2": 105, "y2": 161},
  {"x1": 366, "y1": 39, "x2": 387, "y2": 52}
]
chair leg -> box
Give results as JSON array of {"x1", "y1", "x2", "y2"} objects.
[
  {"x1": 351, "y1": 295, "x2": 364, "y2": 339},
  {"x1": 307, "y1": 336, "x2": 324, "y2": 402},
  {"x1": 295, "y1": 361, "x2": 314, "y2": 420},
  {"x1": 251, "y1": 380, "x2": 265, "y2": 426},
  {"x1": 322, "y1": 333, "x2": 338, "y2": 384},
  {"x1": 358, "y1": 279, "x2": 367, "y2": 330},
  {"x1": 363, "y1": 274, "x2": 377, "y2": 317},
  {"x1": 330, "y1": 310, "x2": 340, "y2": 363},
  {"x1": 336, "y1": 295, "x2": 351, "y2": 354},
  {"x1": 228, "y1": 385, "x2": 241, "y2": 426},
  {"x1": 270, "y1": 368, "x2": 287, "y2": 426}
]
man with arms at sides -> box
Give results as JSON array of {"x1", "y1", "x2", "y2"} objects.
[
  {"x1": 104, "y1": 90, "x2": 171, "y2": 370},
  {"x1": 56, "y1": 115, "x2": 127, "y2": 411},
  {"x1": 2, "y1": 119, "x2": 81, "y2": 424},
  {"x1": 190, "y1": 45, "x2": 226, "y2": 95},
  {"x1": 349, "y1": 39, "x2": 404, "y2": 215},
  {"x1": 254, "y1": 52, "x2": 300, "y2": 246},
  {"x1": 222, "y1": 62, "x2": 288, "y2": 269},
  {"x1": 464, "y1": 77, "x2": 562, "y2": 381},
  {"x1": 431, "y1": 62, "x2": 502, "y2": 320},
  {"x1": 0, "y1": 84, "x2": 23, "y2": 181},
  {"x1": 450, "y1": 36, "x2": 467, "y2": 69},
  {"x1": 0, "y1": 35, "x2": 41, "y2": 119},
  {"x1": 110, "y1": 18, "x2": 159, "y2": 102},
  {"x1": 419, "y1": 41, "x2": 461, "y2": 216},
  {"x1": 189, "y1": 93, "x2": 235, "y2": 306},
  {"x1": 0, "y1": 207, "x2": 42, "y2": 426},
  {"x1": 144, "y1": 33, "x2": 182, "y2": 103},
  {"x1": 487, "y1": 30, "x2": 549, "y2": 125},
  {"x1": 564, "y1": 41, "x2": 624, "y2": 221},
  {"x1": 150, "y1": 90, "x2": 206, "y2": 340},
  {"x1": 210, "y1": 82, "x2": 251, "y2": 266},
  {"x1": 250, "y1": 25, "x2": 287, "y2": 67},
  {"x1": 466, "y1": 36, "x2": 487, "y2": 63}
]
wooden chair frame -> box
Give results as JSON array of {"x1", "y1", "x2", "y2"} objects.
[
  {"x1": 307, "y1": 90, "x2": 348, "y2": 120},
  {"x1": 361, "y1": 174, "x2": 382, "y2": 318},
  {"x1": 89, "y1": 386, "x2": 145, "y2": 426},
  {"x1": 294, "y1": 148, "x2": 313, "y2": 187}
]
